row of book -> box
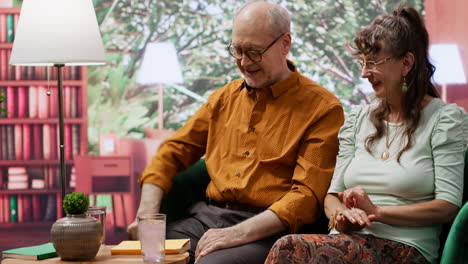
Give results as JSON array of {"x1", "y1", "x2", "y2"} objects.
[
  {"x1": 0, "y1": 193, "x2": 57, "y2": 223},
  {"x1": 0, "y1": 49, "x2": 82, "y2": 81},
  {"x1": 0, "y1": 13, "x2": 16, "y2": 43},
  {"x1": 0, "y1": 124, "x2": 81, "y2": 161},
  {"x1": 0, "y1": 86, "x2": 81, "y2": 118},
  {"x1": 0, "y1": 165, "x2": 75, "y2": 190}
]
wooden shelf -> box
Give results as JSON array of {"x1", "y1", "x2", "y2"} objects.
[
  {"x1": 0, "y1": 160, "x2": 74, "y2": 166},
  {"x1": 0, "y1": 118, "x2": 85, "y2": 124},
  {"x1": 0, "y1": 80, "x2": 84, "y2": 86},
  {"x1": 0, "y1": 189, "x2": 60, "y2": 195},
  {"x1": 0, "y1": 7, "x2": 21, "y2": 13},
  {"x1": 0, "y1": 42, "x2": 13, "y2": 49}
]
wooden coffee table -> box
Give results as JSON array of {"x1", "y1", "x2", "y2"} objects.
[{"x1": 1, "y1": 245, "x2": 189, "y2": 264}]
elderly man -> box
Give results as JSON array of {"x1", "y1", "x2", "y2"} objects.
[{"x1": 127, "y1": 1, "x2": 344, "y2": 263}]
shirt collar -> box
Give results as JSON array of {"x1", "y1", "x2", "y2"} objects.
[{"x1": 240, "y1": 60, "x2": 299, "y2": 99}]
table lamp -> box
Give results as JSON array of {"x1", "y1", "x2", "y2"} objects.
[
  {"x1": 9, "y1": 0, "x2": 106, "y2": 202},
  {"x1": 137, "y1": 42, "x2": 183, "y2": 129},
  {"x1": 429, "y1": 44, "x2": 466, "y2": 101}
]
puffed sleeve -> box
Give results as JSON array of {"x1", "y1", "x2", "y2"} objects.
[
  {"x1": 327, "y1": 105, "x2": 364, "y2": 194},
  {"x1": 431, "y1": 103, "x2": 468, "y2": 207}
]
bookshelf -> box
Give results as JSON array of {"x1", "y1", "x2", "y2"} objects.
[{"x1": 0, "y1": 7, "x2": 88, "y2": 224}]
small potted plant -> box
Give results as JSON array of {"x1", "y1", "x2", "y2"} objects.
[{"x1": 50, "y1": 192, "x2": 102, "y2": 260}]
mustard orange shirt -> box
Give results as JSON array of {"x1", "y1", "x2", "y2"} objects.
[{"x1": 139, "y1": 61, "x2": 344, "y2": 233}]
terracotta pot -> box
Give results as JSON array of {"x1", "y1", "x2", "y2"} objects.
[{"x1": 50, "y1": 214, "x2": 102, "y2": 261}]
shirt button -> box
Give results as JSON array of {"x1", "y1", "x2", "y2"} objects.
[
  {"x1": 235, "y1": 173, "x2": 241, "y2": 177},
  {"x1": 244, "y1": 151, "x2": 250, "y2": 156}
]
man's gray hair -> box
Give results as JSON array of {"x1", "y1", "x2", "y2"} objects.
[{"x1": 236, "y1": 1, "x2": 291, "y2": 37}]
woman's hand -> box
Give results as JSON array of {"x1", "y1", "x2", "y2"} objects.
[
  {"x1": 339, "y1": 186, "x2": 380, "y2": 220},
  {"x1": 335, "y1": 207, "x2": 376, "y2": 233}
]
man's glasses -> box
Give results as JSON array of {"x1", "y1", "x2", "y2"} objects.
[
  {"x1": 227, "y1": 33, "x2": 285, "y2": 62},
  {"x1": 355, "y1": 56, "x2": 393, "y2": 71}
]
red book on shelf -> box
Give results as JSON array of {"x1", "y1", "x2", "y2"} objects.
[
  {"x1": 35, "y1": 66, "x2": 44, "y2": 80},
  {"x1": 42, "y1": 124, "x2": 52, "y2": 160},
  {"x1": 65, "y1": 124, "x2": 72, "y2": 160},
  {"x1": 50, "y1": 125, "x2": 57, "y2": 160},
  {"x1": 48, "y1": 166, "x2": 55, "y2": 189},
  {"x1": 70, "y1": 86, "x2": 77, "y2": 118},
  {"x1": 14, "y1": 64, "x2": 21, "y2": 80},
  {"x1": 0, "y1": 49, "x2": 7, "y2": 80},
  {"x1": 72, "y1": 125, "x2": 80, "y2": 158},
  {"x1": 4, "y1": 194, "x2": 10, "y2": 223},
  {"x1": 29, "y1": 86, "x2": 38, "y2": 118},
  {"x1": 0, "y1": 195, "x2": 4, "y2": 223},
  {"x1": 0, "y1": 126, "x2": 3, "y2": 161},
  {"x1": 17, "y1": 194, "x2": 24, "y2": 223},
  {"x1": 7, "y1": 49, "x2": 14, "y2": 80},
  {"x1": 0, "y1": 14, "x2": 6, "y2": 42},
  {"x1": 14, "y1": 124, "x2": 23, "y2": 160},
  {"x1": 22, "y1": 124, "x2": 31, "y2": 160},
  {"x1": 6, "y1": 125, "x2": 15, "y2": 160},
  {"x1": 1, "y1": 125, "x2": 7, "y2": 160},
  {"x1": 32, "y1": 124, "x2": 42, "y2": 160},
  {"x1": 38, "y1": 86, "x2": 49, "y2": 118},
  {"x1": 31, "y1": 194, "x2": 41, "y2": 222},
  {"x1": 6, "y1": 86, "x2": 15, "y2": 118},
  {"x1": 49, "y1": 86, "x2": 58, "y2": 118},
  {"x1": 64, "y1": 86, "x2": 72, "y2": 117},
  {"x1": 17, "y1": 86, "x2": 27, "y2": 118},
  {"x1": 22, "y1": 195, "x2": 32, "y2": 222}
]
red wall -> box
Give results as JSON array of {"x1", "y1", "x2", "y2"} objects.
[{"x1": 425, "y1": 0, "x2": 468, "y2": 110}]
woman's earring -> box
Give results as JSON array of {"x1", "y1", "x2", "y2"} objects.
[{"x1": 402, "y1": 76, "x2": 408, "y2": 93}]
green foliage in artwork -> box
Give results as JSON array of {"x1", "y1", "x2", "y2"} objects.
[{"x1": 87, "y1": 0, "x2": 423, "y2": 150}]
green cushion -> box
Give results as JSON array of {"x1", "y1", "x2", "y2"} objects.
[
  {"x1": 159, "y1": 159, "x2": 210, "y2": 223},
  {"x1": 440, "y1": 202, "x2": 468, "y2": 264}
]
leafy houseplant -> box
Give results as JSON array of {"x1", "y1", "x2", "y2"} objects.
[{"x1": 50, "y1": 192, "x2": 102, "y2": 261}]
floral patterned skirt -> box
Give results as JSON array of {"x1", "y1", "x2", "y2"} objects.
[{"x1": 264, "y1": 233, "x2": 429, "y2": 264}]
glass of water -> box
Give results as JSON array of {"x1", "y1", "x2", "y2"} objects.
[
  {"x1": 86, "y1": 206, "x2": 107, "y2": 247},
  {"x1": 138, "y1": 213, "x2": 166, "y2": 263}
]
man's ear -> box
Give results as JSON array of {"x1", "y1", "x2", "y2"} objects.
[
  {"x1": 281, "y1": 33, "x2": 291, "y2": 56},
  {"x1": 402, "y1": 51, "x2": 415, "y2": 76}
]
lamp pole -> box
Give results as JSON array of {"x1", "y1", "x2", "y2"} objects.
[{"x1": 55, "y1": 64, "x2": 67, "y2": 203}]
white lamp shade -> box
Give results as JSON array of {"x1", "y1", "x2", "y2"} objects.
[
  {"x1": 429, "y1": 44, "x2": 466, "y2": 85},
  {"x1": 137, "y1": 42, "x2": 183, "y2": 85},
  {"x1": 9, "y1": 0, "x2": 106, "y2": 66}
]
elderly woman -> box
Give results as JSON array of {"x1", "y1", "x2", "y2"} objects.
[{"x1": 265, "y1": 5, "x2": 467, "y2": 264}]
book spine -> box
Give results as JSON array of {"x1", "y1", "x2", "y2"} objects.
[
  {"x1": 17, "y1": 86, "x2": 27, "y2": 118},
  {"x1": 42, "y1": 124, "x2": 51, "y2": 160},
  {"x1": 65, "y1": 124, "x2": 72, "y2": 160},
  {"x1": 0, "y1": 194, "x2": 4, "y2": 223},
  {"x1": 14, "y1": 124, "x2": 22, "y2": 160},
  {"x1": 31, "y1": 194, "x2": 41, "y2": 222},
  {"x1": 22, "y1": 124, "x2": 31, "y2": 160},
  {"x1": 17, "y1": 194, "x2": 23, "y2": 222},
  {"x1": 22, "y1": 194, "x2": 32, "y2": 222},
  {"x1": 37, "y1": 86, "x2": 49, "y2": 118},
  {"x1": 7, "y1": 125, "x2": 15, "y2": 160},
  {"x1": 0, "y1": 49, "x2": 7, "y2": 80},
  {"x1": 28, "y1": 86, "x2": 38, "y2": 118},
  {"x1": 6, "y1": 86, "x2": 15, "y2": 117},
  {"x1": 3, "y1": 194, "x2": 9, "y2": 222},
  {"x1": 9, "y1": 194, "x2": 17, "y2": 223},
  {"x1": 32, "y1": 124, "x2": 42, "y2": 160},
  {"x1": 0, "y1": 14, "x2": 6, "y2": 43},
  {"x1": 1, "y1": 126, "x2": 7, "y2": 160},
  {"x1": 6, "y1": 14, "x2": 13, "y2": 42}
]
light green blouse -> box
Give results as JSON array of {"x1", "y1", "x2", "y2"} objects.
[{"x1": 328, "y1": 98, "x2": 467, "y2": 264}]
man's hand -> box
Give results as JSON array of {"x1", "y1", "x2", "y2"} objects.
[
  {"x1": 126, "y1": 183, "x2": 164, "y2": 240},
  {"x1": 195, "y1": 226, "x2": 243, "y2": 262},
  {"x1": 127, "y1": 219, "x2": 139, "y2": 240}
]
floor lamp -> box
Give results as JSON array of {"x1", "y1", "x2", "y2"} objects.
[
  {"x1": 9, "y1": 0, "x2": 106, "y2": 203},
  {"x1": 429, "y1": 44, "x2": 466, "y2": 102},
  {"x1": 137, "y1": 42, "x2": 183, "y2": 129}
]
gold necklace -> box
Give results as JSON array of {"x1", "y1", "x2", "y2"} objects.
[{"x1": 380, "y1": 120, "x2": 401, "y2": 160}]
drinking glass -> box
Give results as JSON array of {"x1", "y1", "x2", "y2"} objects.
[
  {"x1": 86, "y1": 206, "x2": 107, "y2": 248},
  {"x1": 138, "y1": 213, "x2": 166, "y2": 262}
]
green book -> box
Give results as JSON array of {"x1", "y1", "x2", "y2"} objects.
[
  {"x1": 2, "y1": 242, "x2": 58, "y2": 260},
  {"x1": 9, "y1": 195, "x2": 17, "y2": 223},
  {"x1": 6, "y1": 14, "x2": 14, "y2": 42}
]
